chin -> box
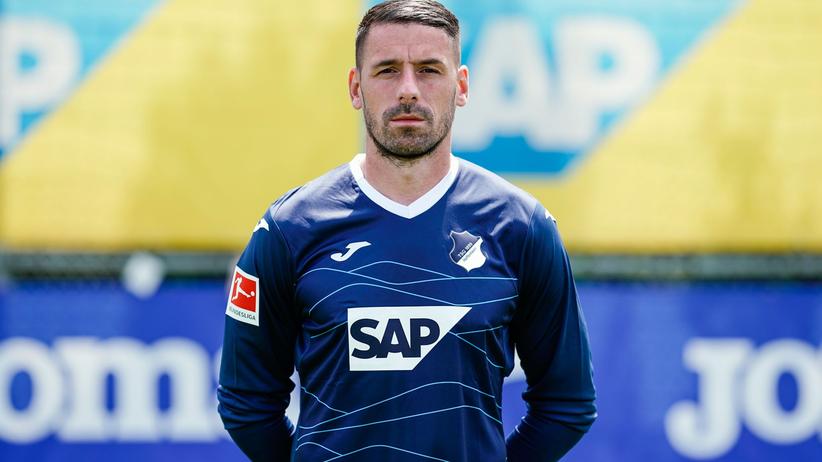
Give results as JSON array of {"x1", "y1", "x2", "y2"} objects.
[{"x1": 383, "y1": 148, "x2": 430, "y2": 160}]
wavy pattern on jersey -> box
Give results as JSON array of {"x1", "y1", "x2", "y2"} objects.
[
  {"x1": 299, "y1": 260, "x2": 517, "y2": 371},
  {"x1": 295, "y1": 380, "x2": 501, "y2": 460},
  {"x1": 309, "y1": 281, "x2": 517, "y2": 315},
  {"x1": 295, "y1": 442, "x2": 447, "y2": 462},
  {"x1": 294, "y1": 260, "x2": 518, "y2": 460},
  {"x1": 299, "y1": 381, "x2": 503, "y2": 430},
  {"x1": 302, "y1": 260, "x2": 518, "y2": 315}
]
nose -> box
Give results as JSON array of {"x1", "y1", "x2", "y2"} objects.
[{"x1": 397, "y1": 66, "x2": 419, "y2": 104}]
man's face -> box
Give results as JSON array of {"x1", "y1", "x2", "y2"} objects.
[{"x1": 349, "y1": 23, "x2": 468, "y2": 161}]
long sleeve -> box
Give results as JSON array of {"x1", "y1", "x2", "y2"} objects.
[
  {"x1": 506, "y1": 205, "x2": 596, "y2": 461},
  {"x1": 218, "y1": 204, "x2": 301, "y2": 461},
  {"x1": 217, "y1": 387, "x2": 294, "y2": 461}
]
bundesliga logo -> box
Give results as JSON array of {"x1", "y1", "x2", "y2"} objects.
[{"x1": 225, "y1": 266, "x2": 259, "y2": 326}]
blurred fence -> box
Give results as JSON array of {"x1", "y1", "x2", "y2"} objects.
[{"x1": 3, "y1": 251, "x2": 822, "y2": 281}]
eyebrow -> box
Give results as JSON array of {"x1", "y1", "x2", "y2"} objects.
[{"x1": 372, "y1": 58, "x2": 447, "y2": 68}]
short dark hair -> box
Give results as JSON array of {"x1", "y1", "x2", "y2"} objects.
[{"x1": 355, "y1": 0, "x2": 460, "y2": 69}]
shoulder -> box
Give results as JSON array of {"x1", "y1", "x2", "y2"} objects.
[
  {"x1": 263, "y1": 163, "x2": 355, "y2": 228},
  {"x1": 452, "y1": 157, "x2": 543, "y2": 225}
]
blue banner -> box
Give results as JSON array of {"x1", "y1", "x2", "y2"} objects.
[{"x1": 1, "y1": 280, "x2": 820, "y2": 461}]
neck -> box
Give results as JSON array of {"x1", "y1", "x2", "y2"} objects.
[{"x1": 361, "y1": 135, "x2": 453, "y2": 205}]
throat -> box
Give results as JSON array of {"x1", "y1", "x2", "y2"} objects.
[
  {"x1": 362, "y1": 153, "x2": 451, "y2": 206},
  {"x1": 349, "y1": 153, "x2": 459, "y2": 219}
]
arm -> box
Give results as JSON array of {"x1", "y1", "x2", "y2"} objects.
[
  {"x1": 217, "y1": 387, "x2": 294, "y2": 461},
  {"x1": 218, "y1": 207, "x2": 300, "y2": 461},
  {"x1": 506, "y1": 205, "x2": 597, "y2": 461}
]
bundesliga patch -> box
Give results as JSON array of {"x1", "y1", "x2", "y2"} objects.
[{"x1": 226, "y1": 266, "x2": 259, "y2": 326}]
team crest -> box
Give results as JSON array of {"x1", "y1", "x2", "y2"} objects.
[{"x1": 448, "y1": 230, "x2": 487, "y2": 271}]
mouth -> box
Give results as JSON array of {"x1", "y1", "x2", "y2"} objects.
[{"x1": 389, "y1": 115, "x2": 426, "y2": 126}]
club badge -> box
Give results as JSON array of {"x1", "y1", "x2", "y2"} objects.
[{"x1": 448, "y1": 230, "x2": 487, "y2": 271}]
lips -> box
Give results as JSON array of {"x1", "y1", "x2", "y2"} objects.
[
  {"x1": 391, "y1": 115, "x2": 425, "y2": 122},
  {"x1": 384, "y1": 104, "x2": 433, "y2": 124},
  {"x1": 389, "y1": 114, "x2": 427, "y2": 127}
]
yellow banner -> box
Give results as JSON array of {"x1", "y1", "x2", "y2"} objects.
[
  {"x1": 0, "y1": 0, "x2": 360, "y2": 250},
  {"x1": 518, "y1": 0, "x2": 822, "y2": 252},
  {"x1": 1, "y1": 0, "x2": 820, "y2": 252}
]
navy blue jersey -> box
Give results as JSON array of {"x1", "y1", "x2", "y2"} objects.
[{"x1": 218, "y1": 155, "x2": 596, "y2": 462}]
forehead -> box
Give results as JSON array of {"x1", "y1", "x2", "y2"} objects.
[{"x1": 361, "y1": 23, "x2": 457, "y2": 66}]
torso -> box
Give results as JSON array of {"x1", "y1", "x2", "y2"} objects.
[{"x1": 275, "y1": 156, "x2": 536, "y2": 461}]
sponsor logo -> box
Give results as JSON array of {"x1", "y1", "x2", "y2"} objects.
[
  {"x1": 225, "y1": 267, "x2": 259, "y2": 326},
  {"x1": 252, "y1": 218, "x2": 269, "y2": 233},
  {"x1": 330, "y1": 241, "x2": 371, "y2": 262},
  {"x1": 0, "y1": 337, "x2": 225, "y2": 443},
  {"x1": 347, "y1": 306, "x2": 471, "y2": 371},
  {"x1": 665, "y1": 338, "x2": 822, "y2": 459},
  {"x1": 449, "y1": 230, "x2": 486, "y2": 271}
]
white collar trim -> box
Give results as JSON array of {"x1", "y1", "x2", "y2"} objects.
[{"x1": 349, "y1": 153, "x2": 459, "y2": 219}]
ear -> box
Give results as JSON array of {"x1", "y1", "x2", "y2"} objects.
[
  {"x1": 455, "y1": 65, "x2": 469, "y2": 107},
  {"x1": 349, "y1": 67, "x2": 363, "y2": 110}
]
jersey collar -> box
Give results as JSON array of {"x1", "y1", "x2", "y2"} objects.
[{"x1": 349, "y1": 153, "x2": 459, "y2": 219}]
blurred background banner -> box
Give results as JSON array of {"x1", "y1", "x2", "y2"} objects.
[
  {"x1": 1, "y1": 0, "x2": 821, "y2": 461},
  {"x1": 503, "y1": 0, "x2": 822, "y2": 252},
  {"x1": 447, "y1": 0, "x2": 741, "y2": 176},
  {"x1": 0, "y1": 0, "x2": 161, "y2": 159},
  {"x1": 512, "y1": 282, "x2": 822, "y2": 462},
  {"x1": 1, "y1": 0, "x2": 820, "y2": 251},
  {"x1": 1, "y1": 281, "x2": 820, "y2": 462},
  {"x1": 0, "y1": 280, "x2": 239, "y2": 461},
  {"x1": 0, "y1": 0, "x2": 360, "y2": 250}
]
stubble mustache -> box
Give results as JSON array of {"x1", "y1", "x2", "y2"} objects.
[{"x1": 382, "y1": 103, "x2": 433, "y2": 125}]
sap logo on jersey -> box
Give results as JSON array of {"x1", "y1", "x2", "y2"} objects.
[
  {"x1": 225, "y1": 267, "x2": 259, "y2": 326},
  {"x1": 348, "y1": 306, "x2": 471, "y2": 371}
]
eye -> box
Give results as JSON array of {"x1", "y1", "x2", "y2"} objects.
[
  {"x1": 419, "y1": 67, "x2": 441, "y2": 74},
  {"x1": 376, "y1": 67, "x2": 398, "y2": 76}
]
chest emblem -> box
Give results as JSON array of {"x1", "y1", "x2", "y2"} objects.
[
  {"x1": 448, "y1": 230, "x2": 487, "y2": 271},
  {"x1": 331, "y1": 241, "x2": 371, "y2": 262}
]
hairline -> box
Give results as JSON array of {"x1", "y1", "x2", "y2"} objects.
[
  {"x1": 355, "y1": 1, "x2": 461, "y2": 70},
  {"x1": 356, "y1": 23, "x2": 461, "y2": 71}
]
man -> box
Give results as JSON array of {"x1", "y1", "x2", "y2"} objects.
[{"x1": 218, "y1": 1, "x2": 596, "y2": 460}]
